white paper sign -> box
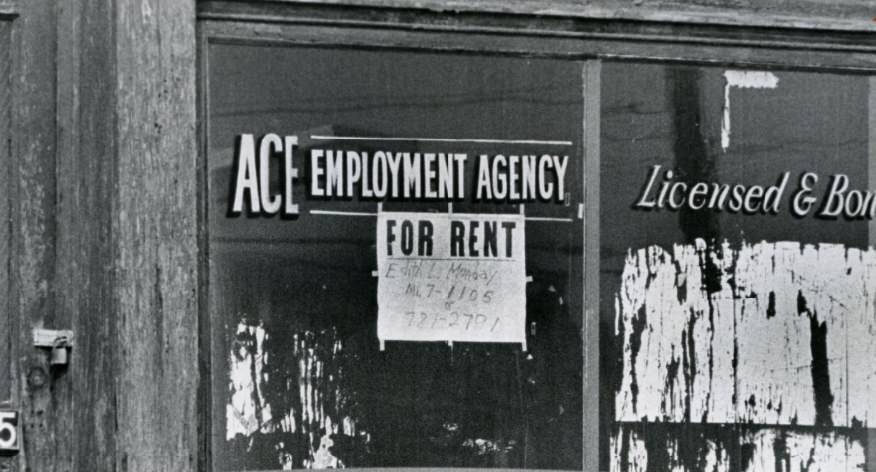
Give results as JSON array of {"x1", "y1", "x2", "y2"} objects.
[{"x1": 377, "y1": 212, "x2": 526, "y2": 348}]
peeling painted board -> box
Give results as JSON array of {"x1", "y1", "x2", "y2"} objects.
[
  {"x1": 611, "y1": 423, "x2": 869, "y2": 472},
  {"x1": 615, "y1": 242, "x2": 737, "y2": 424},
  {"x1": 734, "y1": 243, "x2": 850, "y2": 427},
  {"x1": 615, "y1": 240, "x2": 876, "y2": 427},
  {"x1": 224, "y1": 322, "x2": 357, "y2": 469}
]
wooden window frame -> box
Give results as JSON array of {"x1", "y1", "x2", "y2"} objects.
[
  {"x1": 196, "y1": 2, "x2": 876, "y2": 471},
  {"x1": 0, "y1": 3, "x2": 15, "y2": 409}
]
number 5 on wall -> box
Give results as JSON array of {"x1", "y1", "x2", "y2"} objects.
[{"x1": 0, "y1": 410, "x2": 19, "y2": 453}]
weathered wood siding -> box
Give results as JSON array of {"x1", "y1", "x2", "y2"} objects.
[
  {"x1": 268, "y1": 0, "x2": 876, "y2": 32},
  {"x1": 14, "y1": 1, "x2": 64, "y2": 470},
  {"x1": 0, "y1": 1, "x2": 874, "y2": 471},
  {"x1": 114, "y1": 0, "x2": 199, "y2": 470},
  {"x1": 59, "y1": 0, "x2": 119, "y2": 469},
  {"x1": 0, "y1": 5, "x2": 14, "y2": 471},
  {"x1": 0, "y1": 11, "x2": 12, "y2": 407},
  {"x1": 6, "y1": 0, "x2": 197, "y2": 471}
]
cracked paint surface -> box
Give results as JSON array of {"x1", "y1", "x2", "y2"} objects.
[
  {"x1": 611, "y1": 424, "x2": 867, "y2": 472},
  {"x1": 225, "y1": 324, "x2": 362, "y2": 469},
  {"x1": 612, "y1": 239, "x2": 875, "y2": 470},
  {"x1": 227, "y1": 323, "x2": 271, "y2": 439},
  {"x1": 615, "y1": 239, "x2": 876, "y2": 427}
]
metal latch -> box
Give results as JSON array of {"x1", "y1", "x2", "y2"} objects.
[{"x1": 32, "y1": 329, "x2": 74, "y2": 366}]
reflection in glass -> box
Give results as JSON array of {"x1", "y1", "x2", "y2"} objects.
[
  {"x1": 600, "y1": 63, "x2": 873, "y2": 471},
  {"x1": 208, "y1": 45, "x2": 585, "y2": 470}
]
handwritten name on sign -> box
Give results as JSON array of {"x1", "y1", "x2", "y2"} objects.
[{"x1": 376, "y1": 212, "x2": 526, "y2": 348}]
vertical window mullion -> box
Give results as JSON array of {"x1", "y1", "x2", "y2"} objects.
[{"x1": 582, "y1": 58, "x2": 601, "y2": 472}]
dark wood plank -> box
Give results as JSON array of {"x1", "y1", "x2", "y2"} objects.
[
  {"x1": 44, "y1": 1, "x2": 79, "y2": 469},
  {"x1": 55, "y1": 0, "x2": 119, "y2": 470},
  {"x1": 197, "y1": 22, "x2": 213, "y2": 472},
  {"x1": 13, "y1": 1, "x2": 60, "y2": 471},
  {"x1": 0, "y1": 13, "x2": 15, "y2": 466},
  {"x1": 0, "y1": 19, "x2": 12, "y2": 406}
]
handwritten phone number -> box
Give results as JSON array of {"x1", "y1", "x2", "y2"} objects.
[
  {"x1": 404, "y1": 311, "x2": 500, "y2": 332},
  {"x1": 404, "y1": 283, "x2": 495, "y2": 305}
]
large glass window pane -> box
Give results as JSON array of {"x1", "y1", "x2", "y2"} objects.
[
  {"x1": 208, "y1": 45, "x2": 585, "y2": 470},
  {"x1": 601, "y1": 63, "x2": 875, "y2": 470}
]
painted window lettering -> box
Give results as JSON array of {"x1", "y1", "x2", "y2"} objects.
[
  {"x1": 209, "y1": 47, "x2": 584, "y2": 470},
  {"x1": 606, "y1": 63, "x2": 873, "y2": 471}
]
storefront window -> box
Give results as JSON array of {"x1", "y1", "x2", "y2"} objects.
[
  {"x1": 601, "y1": 62, "x2": 875, "y2": 470},
  {"x1": 205, "y1": 35, "x2": 876, "y2": 471},
  {"x1": 207, "y1": 45, "x2": 586, "y2": 470}
]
